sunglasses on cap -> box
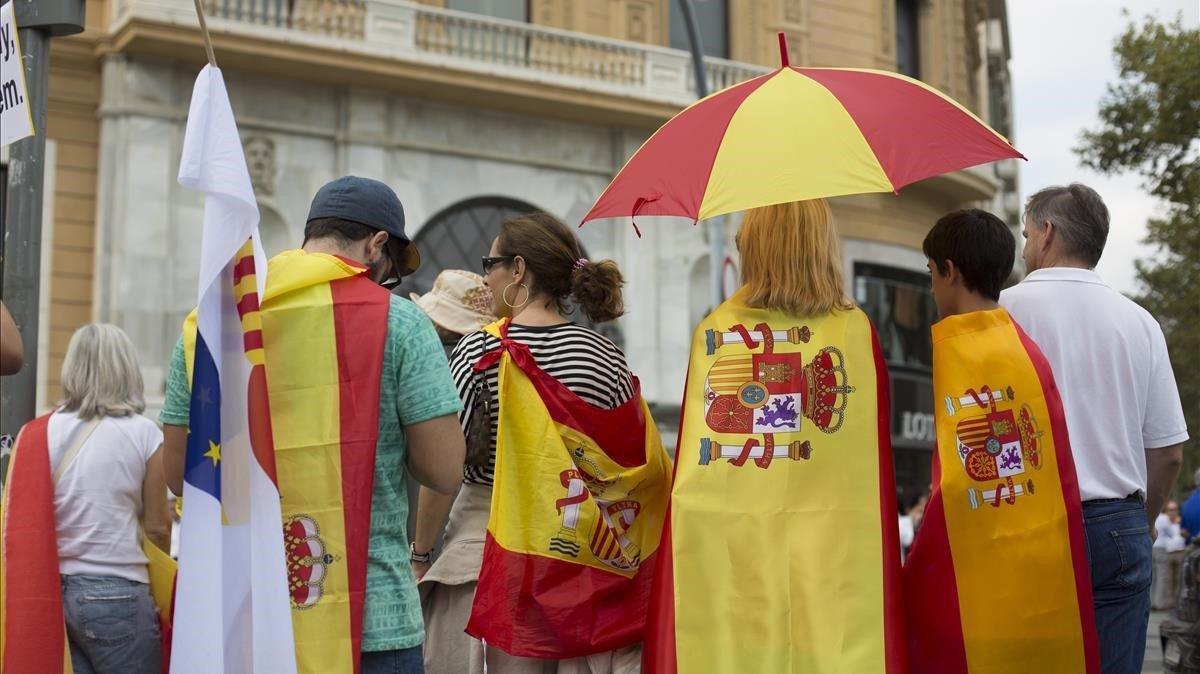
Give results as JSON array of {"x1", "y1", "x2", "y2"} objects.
[{"x1": 481, "y1": 255, "x2": 516, "y2": 273}]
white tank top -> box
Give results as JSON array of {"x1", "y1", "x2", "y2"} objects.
[{"x1": 48, "y1": 410, "x2": 163, "y2": 583}]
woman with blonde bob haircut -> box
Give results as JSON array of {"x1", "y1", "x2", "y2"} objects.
[
  {"x1": 645, "y1": 199, "x2": 905, "y2": 672},
  {"x1": 737, "y1": 198, "x2": 854, "y2": 316},
  {"x1": 2, "y1": 324, "x2": 171, "y2": 674}
]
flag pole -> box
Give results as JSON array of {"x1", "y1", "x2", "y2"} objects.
[{"x1": 192, "y1": 0, "x2": 218, "y2": 67}]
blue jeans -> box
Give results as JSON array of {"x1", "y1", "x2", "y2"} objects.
[
  {"x1": 361, "y1": 646, "x2": 424, "y2": 674},
  {"x1": 1084, "y1": 498, "x2": 1153, "y2": 674},
  {"x1": 61, "y1": 574, "x2": 161, "y2": 674}
]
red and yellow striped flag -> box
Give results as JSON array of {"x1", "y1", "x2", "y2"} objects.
[
  {"x1": 904, "y1": 308, "x2": 1098, "y2": 673},
  {"x1": 645, "y1": 290, "x2": 905, "y2": 673},
  {"x1": 466, "y1": 319, "x2": 672, "y2": 658},
  {"x1": 184, "y1": 249, "x2": 391, "y2": 674}
]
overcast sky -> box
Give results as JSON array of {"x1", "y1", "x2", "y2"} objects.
[{"x1": 1008, "y1": 0, "x2": 1199, "y2": 293}]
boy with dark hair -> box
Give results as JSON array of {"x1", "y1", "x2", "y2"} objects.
[
  {"x1": 921, "y1": 207, "x2": 1015, "y2": 315},
  {"x1": 904, "y1": 208, "x2": 1100, "y2": 673}
]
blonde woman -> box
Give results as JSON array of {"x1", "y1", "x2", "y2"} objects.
[
  {"x1": 1, "y1": 324, "x2": 171, "y2": 674},
  {"x1": 645, "y1": 200, "x2": 904, "y2": 672}
]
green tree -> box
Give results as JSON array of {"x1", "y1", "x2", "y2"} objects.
[{"x1": 1076, "y1": 15, "x2": 1199, "y2": 495}]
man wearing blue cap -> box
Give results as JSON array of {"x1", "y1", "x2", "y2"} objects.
[{"x1": 161, "y1": 176, "x2": 466, "y2": 674}]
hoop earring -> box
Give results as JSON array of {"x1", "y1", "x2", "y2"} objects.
[{"x1": 502, "y1": 282, "x2": 530, "y2": 309}]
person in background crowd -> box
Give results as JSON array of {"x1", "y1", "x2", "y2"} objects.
[
  {"x1": 898, "y1": 488, "x2": 927, "y2": 562},
  {"x1": 416, "y1": 213, "x2": 642, "y2": 674},
  {"x1": 1182, "y1": 469, "x2": 1200, "y2": 544},
  {"x1": 0, "y1": 301, "x2": 24, "y2": 375},
  {"x1": 161, "y1": 176, "x2": 465, "y2": 674},
  {"x1": 407, "y1": 270, "x2": 495, "y2": 562},
  {"x1": 1154, "y1": 500, "x2": 1188, "y2": 610},
  {"x1": 410, "y1": 270, "x2": 496, "y2": 357},
  {"x1": 1, "y1": 323, "x2": 172, "y2": 673},
  {"x1": 1001, "y1": 183, "x2": 1189, "y2": 673}
]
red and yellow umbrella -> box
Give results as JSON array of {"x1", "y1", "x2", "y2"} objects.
[{"x1": 582, "y1": 36, "x2": 1023, "y2": 229}]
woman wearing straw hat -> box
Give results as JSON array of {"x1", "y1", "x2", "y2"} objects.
[{"x1": 409, "y1": 270, "x2": 497, "y2": 354}]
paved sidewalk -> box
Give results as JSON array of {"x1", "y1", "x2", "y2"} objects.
[{"x1": 1145, "y1": 610, "x2": 1168, "y2": 674}]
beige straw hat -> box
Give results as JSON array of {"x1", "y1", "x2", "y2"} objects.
[{"x1": 410, "y1": 270, "x2": 496, "y2": 336}]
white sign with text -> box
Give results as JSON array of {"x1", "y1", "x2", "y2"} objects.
[{"x1": 0, "y1": 3, "x2": 34, "y2": 147}]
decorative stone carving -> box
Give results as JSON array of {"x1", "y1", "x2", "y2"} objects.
[{"x1": 244, "y1": 135, "x2": 277, "y2": 197}]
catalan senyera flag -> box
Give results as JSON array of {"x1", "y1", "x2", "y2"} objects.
[
  {"x1": 181, "y1": 249, "x2": 391, "y2": 674},
  {"x1": 903, "y1": 308, "x2": 1098, "y2": 673},
  {"x1": 645, "y1": 289, "x2": 905, "y2": 674},
  {"x1": 466, "y1": 319, "x2": 673, "y2": 659},
  {"x1": 171, "y1": 64, "x2": 297, "y2": 674}
]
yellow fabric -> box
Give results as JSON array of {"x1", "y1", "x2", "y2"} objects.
[
  {"x1": 182, "y1": 249, "x2": 364, "y2": 674},
  {"x1": 671, "y1": 289, "x2": 887, "y2": 673},
  {"x1": 142, "y1": 537, "x2": 177, "y2": 626},
  {"x1": 699, "y1": 68, "x2": 892, "y2": 220},
  {"x1": 261, "y1": 266, "x2": 353, "y2": 673},
  {"x1": 483, "y1": 321, "x2": 672, "y2": 576},
  {"x1": 930, "y1": 308, "x2": 1087, "y2": 672}
]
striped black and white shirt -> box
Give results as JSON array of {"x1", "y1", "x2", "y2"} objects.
[{"x1": 449, "y1": 322, "x2": 635, "y2": 486}]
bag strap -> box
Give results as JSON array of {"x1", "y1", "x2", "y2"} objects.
[{"x1": 52, "y1": 417, "x2": 102, "y2": 486}]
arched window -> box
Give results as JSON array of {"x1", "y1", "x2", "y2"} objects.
[
  {"x1": 403, "y1": 197, "x2": 540, "y2": 296},
  {"x1": 401, "y1": 197, "x2": 620, "y2": 346}
]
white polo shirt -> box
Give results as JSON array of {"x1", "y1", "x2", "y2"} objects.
[{"x1": 1000, "y1": 268, "x2": 1188, "y2": 501}]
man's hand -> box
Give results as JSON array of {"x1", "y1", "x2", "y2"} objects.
[{"x1": 411, "y1": 559, "x2": 431, "y2": 582}]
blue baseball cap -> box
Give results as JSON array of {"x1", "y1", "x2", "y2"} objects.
[{"x1": 306, "y1": 176, "x2": 420, "y2": 275}]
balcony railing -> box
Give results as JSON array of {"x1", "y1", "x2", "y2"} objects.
[{"x1": 113, "y1": 0, "x2": 771, "y2": 107}]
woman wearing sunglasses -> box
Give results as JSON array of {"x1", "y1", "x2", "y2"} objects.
[{"x1": 415, "y1": 212, "x2": 646, "y2": 674}]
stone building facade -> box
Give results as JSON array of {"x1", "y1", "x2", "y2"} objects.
[{"x1": 5, "y1": 0, "x2": 1018, "y2": 490}]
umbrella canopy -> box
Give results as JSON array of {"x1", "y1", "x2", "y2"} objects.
[{"x1": 582, "y1": 43, "x2": 1023, "y2": 229}]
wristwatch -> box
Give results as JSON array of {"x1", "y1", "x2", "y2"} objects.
[{"x1": 410, "y1": 541, "x2": 432, "y2": 564}]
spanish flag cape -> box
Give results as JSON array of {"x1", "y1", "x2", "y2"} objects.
[
  {"x1": 465, "y1": 318, "x2": 673, "y2": 658},
  {"x1": 903, "y1": 308, "x2": 1098, "y2": 673},
  {"x1": 645, "y1": 289, "x2": 906, "y2": 674},
  {"x1": 181, "y1": 249, "x2": 390, "y2": 674},
  {"x1": 0, "y1": 414, "x2": 177, "y2": 673}
]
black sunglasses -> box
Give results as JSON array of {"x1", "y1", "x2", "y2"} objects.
[{"x1": 481, "y1": 255, "x2": 516, "y2": 273}]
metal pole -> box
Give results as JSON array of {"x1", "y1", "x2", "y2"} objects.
[
  {"x1": 0, "y1": 26, "x2": 50, "y2": 440},
  {"x1": 0, "y1": 0, "x2": 85, "y2": 444},
  {"x1": 676, "y1": 0, "x2": 725, "y2": 309}
]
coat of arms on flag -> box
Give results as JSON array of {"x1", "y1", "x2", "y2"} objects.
[
  {"x1": 699, "y1": 322, "x2": 854, "y2": 468},
  {"x1": 944, "y1": 385, "x2": 1045, "y2": 509}
]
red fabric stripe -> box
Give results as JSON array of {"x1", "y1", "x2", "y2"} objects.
[
  {"x1": 478, "y1": 322, "x2": 648, "y2": 467},
  {"x1": 903, "y1": 450, "x2": 970, "y2": 673},
  {"x1": 233, "y1": 255, "x2": 256, "y2": 285},
  {"x1": 248, "y1": 364, "x2": 278, "y2": 485},
  {"x1": 237, "y1": 292, "x2": 260, "y2": 318},
  {"x1": 795, "y1": 68, "x2": 1024, "y2": 190},
  {"x1": 871, "y1": 329, "x2": 907, "y2": 673},
  {"x1": 329, "y1": 275, "x2": 390, "y2": 674},
  {"x1": 581, "y1": 72, "x2": 775, "y2": 223},
  {"x1": 642, "y1": 369, "x2": 691, "y2": 674},
  {"x1": 243, "y1": 330, "x2": 264, "y2": 353},
  {"x1": 1, "y1": 414, "x2": 66, "y2": 673},
  {"x1": 467, "y1": 533, "x2": 656, "y2": 659},
  {"x1": 1013, "y1": 322, "x2": 1100, "y2": 673}
]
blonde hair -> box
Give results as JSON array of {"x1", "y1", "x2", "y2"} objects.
[
  {"x1": 737, "y1": 199, "x2": 853, "y2": 316},
  {"x1": 60, "y1": 323, "x2": 146, "y2": 420}
]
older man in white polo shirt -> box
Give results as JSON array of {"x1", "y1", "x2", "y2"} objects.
[{"x1": 1001, "y1": 183, "x2": 1189, "y2": 674}]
